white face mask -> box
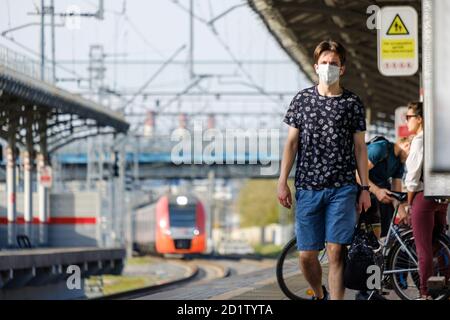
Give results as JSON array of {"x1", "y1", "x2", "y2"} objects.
[{"x1": 316, "y1": 64, "x2": 341, "y2": 86}]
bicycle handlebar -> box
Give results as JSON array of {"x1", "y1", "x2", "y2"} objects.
[{"x1": 389, "y1": 191, "x2": 407, "y2": 202}]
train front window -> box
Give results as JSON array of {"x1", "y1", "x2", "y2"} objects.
[{"x1": 168, "y1": 204, "x2": 196, "y2": 227}]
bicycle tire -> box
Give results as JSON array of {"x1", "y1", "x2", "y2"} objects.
[
  {"x1": 381, "y1": 228, "x2": 414, "y2": 289},
  {"x1": 388, "y1": 232, "x2": 450, "y2": 300},
  {"x1": 276, "y1": 237, "x2": 328, "y2": 300}
]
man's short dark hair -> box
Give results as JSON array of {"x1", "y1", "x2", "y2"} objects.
[{"x1": 314, "y1": 40, "x2": 347, "y2": 66}]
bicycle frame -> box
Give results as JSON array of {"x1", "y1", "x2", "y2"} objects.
[
  {"x1": 380, "y1": 203, "x2": 418, "y2": 271},
  {"x1": 365, "y1": 202, "x2": 418, "y2": 300}
]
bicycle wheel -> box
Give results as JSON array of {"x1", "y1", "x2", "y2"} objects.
[
  {"x1": 276, "y1": 237, "x2": 328, "y2": 300},
  {"x1": 388, "y1": 233, "x2": 450, "y2": 300},
  {"x1": 381, "y1": 228, "x2": 414, "y2": 290}
]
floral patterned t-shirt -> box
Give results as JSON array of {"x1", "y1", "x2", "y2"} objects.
[{"x1": 284, "y1": 85, "x2": 366, "y2": 190}]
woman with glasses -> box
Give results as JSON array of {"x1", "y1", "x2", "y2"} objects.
[{"x1": 399, "y1": 101, "x2": 449, "y2": 299}]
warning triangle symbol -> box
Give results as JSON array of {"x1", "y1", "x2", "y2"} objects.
[{"x1": 387, "y1": 14, "x2": 409, "y2": 35}]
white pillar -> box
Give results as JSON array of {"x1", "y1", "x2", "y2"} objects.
[
  {"x1": 24, "y1": 150, "x2": 32, "y2": 222},
  {"x1": 6, "y1": 146, "x2": 16, "y2": 222},
  {"x1": 6, "y1": 146, "x2": 16, "y2": 246},
  {"x1": 23, "y1": 150, "x2": 33, "y2": 239},
  {"x1": 37, "y1": 153, "x2": 48, "y2": 245}
]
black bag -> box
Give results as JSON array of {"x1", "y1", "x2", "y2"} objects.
[{"x1": 343, "y1": 217, "x2": 380, "y2": 291}]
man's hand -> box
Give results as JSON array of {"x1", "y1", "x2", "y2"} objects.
[
  {"x1": 375, "y1": 188, "x2": 394, "y2": 204},
  {"x1": 278, "y1": 182, "x2": 293, "y2": 209},
  {"x1": 357, "y1": 190, "x2": 371, "y2": 214}
]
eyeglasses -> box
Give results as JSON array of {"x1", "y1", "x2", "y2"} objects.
[{"x1": 405, "y1": 114, "x2": 418, "y2": 122}]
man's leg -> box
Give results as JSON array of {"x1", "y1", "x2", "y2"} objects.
[
  {"x1": 295, "y1": 189, "x2": 326, "y2": 298},
  {"x1": 299, "y1": 250, "x2": 324, "y2": 298},
  {"x1": 324, "y1": 184, "x2": 358, "y2": 300},
  {"x1": 327, "y1": 243, "x2": 345, "y2": 300}
]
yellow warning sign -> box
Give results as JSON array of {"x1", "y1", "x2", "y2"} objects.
[
  {"x1": 381, "y1": 39, "x2": 415, "y2": 59},
  {"x1": 381, "y1": 39, "x2": 416, "y2": 59},
  {"x1": 378, "y1": 6, "x2": 418, "y2": 76},
  {"x1": 387, "y1": 14, "x2": 409, "y2": 35}
]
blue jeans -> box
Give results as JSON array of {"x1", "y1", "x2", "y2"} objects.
[{"x1": 295, "y1": 184, "x2": 358, "y2": 251}]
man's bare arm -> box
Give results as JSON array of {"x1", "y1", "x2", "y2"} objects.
[
  {"x1": 354, "y1": 132, "x2": 369, "y2": 186},
  {"x1": 277, "y1": 127, "x2": 299, "y2": 208},
  {"x1": 356, "y1": 161, "x2": 395, "y2": 204},
  {"x1": 353, "y1": 132, "x2": 371, "y2": 212}
]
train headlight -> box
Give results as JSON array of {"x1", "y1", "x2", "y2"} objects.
[
  {"x1": 176, "y1": 196, "x2": 188, "y2": 206},
  {"x1": 164, "y1": 229, "x2": 172, "y2": 236},
  {"x1": 193, "y1": 229, "x2": 200, "y2": 236},
  {"x1": 159, "y1": 220, "x2": 167, "y2": 228}
]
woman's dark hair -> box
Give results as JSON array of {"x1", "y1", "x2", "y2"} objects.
[{"x1": 407, "y1": 101, "x2": 423, "y2": 118}]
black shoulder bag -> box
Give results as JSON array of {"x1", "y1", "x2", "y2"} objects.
[{"x1": 343, "y1": 213, "x2": 380, "y2": 291}]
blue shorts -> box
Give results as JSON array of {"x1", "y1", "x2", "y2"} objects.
[{"x1": 295, "y1": 184, "x2": 358, "y2": 251}]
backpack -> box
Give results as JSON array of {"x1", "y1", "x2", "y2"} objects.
[
  {"x1": 366, "y1": 136, "x2": 390, "y2": 154},
  {"x1": 366, "y1": 135, "x2": 391, "y2": 172}
]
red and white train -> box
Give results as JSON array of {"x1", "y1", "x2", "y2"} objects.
[{"x1": 133, "y1": 193, "x2": 207, "y2": 255}]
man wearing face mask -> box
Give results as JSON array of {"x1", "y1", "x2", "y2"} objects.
[{"x1": 278, "y1": 40, "x2": 371, "y2": 300}]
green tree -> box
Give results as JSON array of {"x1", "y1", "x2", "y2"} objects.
[{"x1": 236, "y1": 179, "x2": 295, "y2": 227}]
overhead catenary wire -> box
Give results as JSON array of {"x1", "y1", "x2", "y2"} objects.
[
  {"x1": 136, "y1": 0, "x2": 279, "y2": 120},
  {"x1": 148, "y1": 75, "x2": 210, "y2": 114},
  {"x1": 114, "y1": 0, "x2": 295, "y2": 130},
  {"x1": 169, "y1": 0, "x2": 208, "y2": 24},
  {"x1": 121, "y1": 44, "x2": 187, "y2": 112},
  {"x1": 123, "y1": 14, "x2": 166, "y2": 59},
  {"x1": 169, "y1": 0, "x2": 284, "y2": 109}
]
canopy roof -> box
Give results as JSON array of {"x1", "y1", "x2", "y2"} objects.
[{"x1": 248, "y1": 0, "x2": 421, "y2": 123}]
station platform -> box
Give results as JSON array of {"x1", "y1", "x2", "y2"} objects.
[
  {"x1": 0, "y1": 247, "x2": 125, "y2": 299},
  {"x1": 136, "y1": 265, "x2": 401, "y2": 301}
]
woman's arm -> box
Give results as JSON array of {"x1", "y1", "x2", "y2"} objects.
[{"x1": 404, "y1": 135, "x2": 424, "y2": 205}]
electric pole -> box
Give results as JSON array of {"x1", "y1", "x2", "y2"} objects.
[
  {"x1": 189, "y1": 0, "x2": 194, "y2": 79},
  {"x1": 41, "y1": 0, "x2": 46, "y2": 81}
]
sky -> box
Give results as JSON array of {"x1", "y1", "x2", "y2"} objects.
[{"x1": 0, "y1": 0, "x2": 311, "y2": 132}]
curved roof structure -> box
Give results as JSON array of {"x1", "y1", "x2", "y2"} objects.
[
  {"x1": 0, "y1": 46, "x2": 129, "y2": 154},
  {"x1": 248, "y1": 0, "x2": 421, "y2": 123}
]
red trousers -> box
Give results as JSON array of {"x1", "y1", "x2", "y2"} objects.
[{"x1": 411, "y1": 191, "x2": 448, "y2": 296}]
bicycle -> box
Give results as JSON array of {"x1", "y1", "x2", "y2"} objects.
[{"x1": 276, "y1": 191, "x2": 450, "y2": 300}]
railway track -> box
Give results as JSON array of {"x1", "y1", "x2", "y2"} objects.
[{"x1": 93, "y1": 259, "x2": 230, "y2": 300}]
